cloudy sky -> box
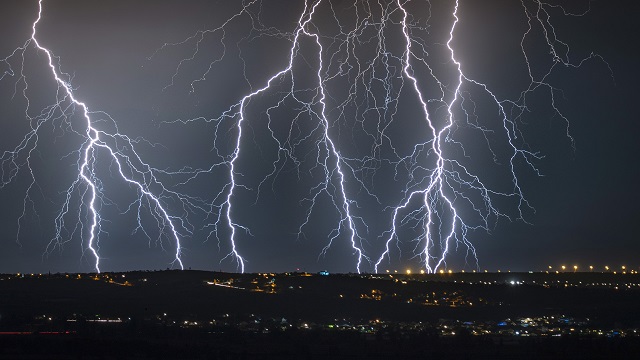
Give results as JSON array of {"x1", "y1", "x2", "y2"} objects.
[{"x1": 0, "y1": 0, "x2": 638, "y2": 274}]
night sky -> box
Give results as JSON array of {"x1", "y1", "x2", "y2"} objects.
[{"x1": 0, "y1": 0, "x2": 638, "y2": 274}]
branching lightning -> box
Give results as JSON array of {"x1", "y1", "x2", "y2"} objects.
[
  {"x1": 2, "y1": 0, "x2": 607, "y2": 273},
  {"x1": 1, "y1": 0, "x2": 191, "y2": 272},
  {"x1": 155, "y1": 0, "x2": 371, "y2": 272},
  {"x1": 374, "y1": 0, "x2": 607, "y2": 272},
  {"x1": 155, "y1": 0, "x2": 605, "y2": 273}
]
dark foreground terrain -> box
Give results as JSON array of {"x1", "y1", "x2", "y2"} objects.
[{"x1": 1, "y1": 270, "x2": 640, "y2": 359}]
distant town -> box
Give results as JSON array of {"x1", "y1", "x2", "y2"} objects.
[{"x1": 2, "y1": 270, "x2": 640, "y2": 359}]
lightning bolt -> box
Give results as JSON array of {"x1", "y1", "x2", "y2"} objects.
[
  {"x1": 1, "y1": 0, "x2": 190, "y2": 272},
  {"x1": 155, "y1": 0, "x2": 371, "y2": 273},
  {"x1": 152, "y1": 0, "x2": 606, "y2": 274},
  {"x1": 2, "y1": 0, "x2": 608, "y2": 274},
  {"x1": 375, "y1": 0, "x2": 608, "y2": 273}
]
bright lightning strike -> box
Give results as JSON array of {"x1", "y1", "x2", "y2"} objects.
[
  {"x1": 155, "y1": 0, "x2": 371, "y2": 272},
  {"x1": 2, "y1": 0, "x2": 608, "y2": 273},
  {"x1": 375, "y1": 0, "x2": 608, "y2": 273},
  {"x1": 154, "y1": 0, "x2": 607, "y2": 274},
  {"x1": 1, "y1": 0, "x2": 191, "y2": 272}
]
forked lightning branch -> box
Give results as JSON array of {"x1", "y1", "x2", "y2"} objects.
[{"x1": 1, "y1": 0, "x2": 606, "y2": 273}]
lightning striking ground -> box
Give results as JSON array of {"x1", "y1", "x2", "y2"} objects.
[
  {"x1": 375, "y1": 0, "x2": 608, "y2": 273},
  {"x1": 155, "y1": 0, "x2": 370, "y2": 272},
  {"x1": 154, "y1": 0, "x2": 606, "y2": 273},
  {"x1": 2, "y1": 0, "x2": 607, "y2": 273},
  {"x1": 1, "y1": 0, "x2": 190, "y2": 272}
]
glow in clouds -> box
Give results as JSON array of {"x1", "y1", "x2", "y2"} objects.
[{"x1": 1, "y1": 0, "x2": 607, "y2": 273}]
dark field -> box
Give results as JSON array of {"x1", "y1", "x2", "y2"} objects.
[{"x1": 1, "y1": 271, "x2": 640, "y2": 359}]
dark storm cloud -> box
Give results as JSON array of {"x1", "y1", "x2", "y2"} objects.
[{"x1": 0, "y1": 0, "x2": 637, "y2": 274}]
